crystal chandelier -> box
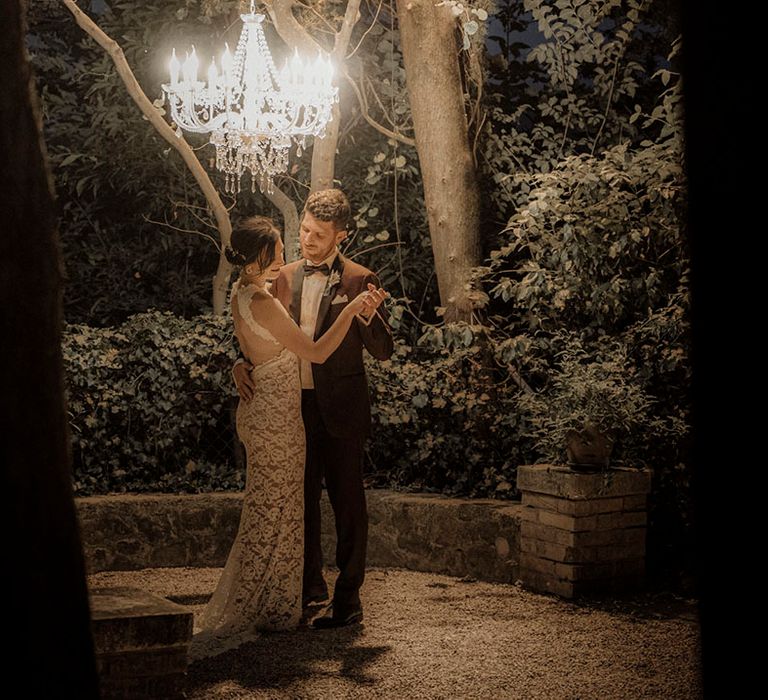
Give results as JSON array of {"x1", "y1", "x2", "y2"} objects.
[{"x1": 162, "y1": 1, "x2": 338, "y2": 194}]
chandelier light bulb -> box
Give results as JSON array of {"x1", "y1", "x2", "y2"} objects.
[
  {"x1": 221, "y1": 43, "x2": 233, "y2": 76},
  {"x1": 162, "y1": 12, "x2": 337, "y2": 194},
  {"x1": 207, "y1": 59, "x2": 218, "y2": 104},
  {"x1": 169, "y1": 48, "x2": 180, "y2": 87},
  {"x1": 279, "y1": 58, "x2": 290, "y2": 87},
  {"x1": 182, "y1": 47, "x2": 199, "y2": 84},
  {"x1": 307, "y1": 55, "x2": 317, "y2": 87},
  {"x1": 290, "y1": 49, "x2": 303, "y2": 86}
]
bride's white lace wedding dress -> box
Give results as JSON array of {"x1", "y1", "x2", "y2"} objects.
[{"x1": 189, "y1": 281, "x2": 305, "y2": 660}]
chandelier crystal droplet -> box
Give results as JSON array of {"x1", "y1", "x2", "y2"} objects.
[{"x1": 162, "y1": 2, "x2": 337, "y2": 195}]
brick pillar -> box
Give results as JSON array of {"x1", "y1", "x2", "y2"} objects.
[{"x1": 517, "y1": 464, "x2": 653, "y2": 598}]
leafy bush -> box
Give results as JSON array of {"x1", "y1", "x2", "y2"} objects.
[
  {"x1": 62, "y1": 312, "x2": 523, "y2": 498},
  {"x1": 29, "y1": 1, "x2": 228, "y2": 325},
  {"x1": 517, "y1": 333, "x2": 685, "y2": 467},
  {"x1": 481, "y1": 134, "x2": 687, "y2": 351},
  {"x1": 62, "y1": 311, "x2": 531, "y2": 498},
  {"x1": 365, "y1": 341, "x2": 530, "y2": 498},
  {"x1": 475, "y1": 48, "x2": 690, "y2": 468},
  {"x1": 63, "y1": 310, "x2": 243, "y2": 494}
]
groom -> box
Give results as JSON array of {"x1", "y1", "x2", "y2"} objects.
[{"x1": 234, "y1": 189, "x2": 393, "y2": 628}]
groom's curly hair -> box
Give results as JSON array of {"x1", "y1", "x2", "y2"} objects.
[{"x1": 303, "y1": 189, "x2": 351, "y2": 232}]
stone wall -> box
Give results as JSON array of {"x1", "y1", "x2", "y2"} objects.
[
  {"x1": 362, "y1": 493, "x2": 521, "y2": 582},
  {"x1": 76, "y1": 490, "x2": 522, "y2": 584},
  {"x1": 76, "y1": 493, "x2": 243, "y2": 573}
]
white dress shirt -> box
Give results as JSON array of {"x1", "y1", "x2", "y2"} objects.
[{"x1": 299, "y1": 250, "x2": 339, "y2": 389}]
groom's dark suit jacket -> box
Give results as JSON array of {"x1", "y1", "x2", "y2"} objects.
[{"x1": 271, "y1": 253, "x2": 394, "y2": 439}]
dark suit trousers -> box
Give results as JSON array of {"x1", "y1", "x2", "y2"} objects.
[{"x1": 301, "y1": 389, "x2": 368, "y2": 610}]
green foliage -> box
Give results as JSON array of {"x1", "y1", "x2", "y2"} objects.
[
  {"x1": 477, "y1": 30, "x2": 688, "y2": 424},
  {"x1": 39, "y1": 0, "x2": 692, "y2": 573},
  {"x1": 29, "y1": 0, "x2": 438, "y2": 329},
  {"x1": 468, "y1": 18, "x2": 691, "y2": 561},
  {"x1": 337, "y1": 8, "x2": 439, "y2": 336},
  {"x1": 517, "y1": 334, "x2": 685, "y2": 466},
  {"x1": 63, "y1": 310, "x2": 243, "y2": 494},
  {"x1": 63, "y1": 311, "x2": 525, "y2": 499},
  {"x1": 485, "y1": 139, "x2": 686, "y2": 342},
  {"x1": 481, "y1": 0, "x2": 680, "y2": 221},
  {"x1": 436, "y1": 1, "x2": 492, "y2": 50},
  {"x1": 337, "y1": 136, "x2": 437, "y2": 338},
  {"x1": 365, "y1": 341, "x2": 529, "y2": 498}
]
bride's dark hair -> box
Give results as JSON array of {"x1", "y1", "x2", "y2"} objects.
[{"x1": 225, "y1": 216, "x2": 281, "y2": 275}]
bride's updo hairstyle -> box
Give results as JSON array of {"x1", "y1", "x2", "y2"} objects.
[{"x1": 224, "y1": 216, "x2": 281, "y2": 276}]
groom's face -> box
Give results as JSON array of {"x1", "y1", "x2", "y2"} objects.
[{"x1": 300, "y1": 211, "x2": 347, "y2": 264}]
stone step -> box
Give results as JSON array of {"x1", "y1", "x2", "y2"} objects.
[{"x1": 89, "y1": 587, "x2": 192, "y2": 699}]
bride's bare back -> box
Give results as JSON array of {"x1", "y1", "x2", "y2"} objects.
[{"x1": 231, "y1": 282, "x2": 286, "y2": 366}]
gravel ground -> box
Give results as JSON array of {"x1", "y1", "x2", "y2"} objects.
[{"x1": 88, "y1": 567, "x2": 702, "y2": 700}]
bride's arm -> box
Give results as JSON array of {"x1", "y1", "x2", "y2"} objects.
[{"x1": 252, "y1": 293, "x2": 377, "y2": 363}]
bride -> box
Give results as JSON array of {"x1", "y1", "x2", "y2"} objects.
[{"x1": 190, "y1": 216, "x2": 385, "y2": 659}]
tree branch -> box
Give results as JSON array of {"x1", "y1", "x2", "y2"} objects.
[
  {"x1": 142, "y1": 215, "x2": 221, "y2": 247},
  {"x1": 363, "y1": 75, "x2": 396, "y2": 129},
  {"x1": 294, "y1": 0, "x2": 337, "y2": 35},
  {"x1": 264, "y1": 0, "x2": 319, "y2": 52},
  {"x1": 343, "y1": 68, "x2": 415, "y2": 146},
  {"x1": 166, "y1": 198, "x2": 221, "y2": 232},
  {"x1": 591, "y1": 56, "x2": 620, "y2": 155},
  {"x1": 332, "y1": 0, "x2": 362, "y2": 61},
  {"x1": 61, "y1": 0, "x2": 232, "y2": 314},
  {"x1": 346, "y1": 0, "x2": 384, "y2": 60},
  {"x1": 346, "y1": 240, "x2": 405, "y2": 258}
]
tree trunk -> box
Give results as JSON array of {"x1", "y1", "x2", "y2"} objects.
[
  {"x1": 211, "y1": 248, "x2": 231, "y2": 314},
  {"x1": 395, "y1": 0, "x2": 481, "y2": 322},
  {"x1": 310, "y1": 103, "x2": 341, "y2": 191},
  {"x1": 0, "y1": 1, "x2": 99, "y2": 694},
  {"x1": 265, "y1": 185, "x2": 300, "y2": 261}
]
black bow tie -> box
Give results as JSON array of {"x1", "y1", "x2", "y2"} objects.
[{"x1": 304, "y1": 262, "x2": 330, "y2": 276}]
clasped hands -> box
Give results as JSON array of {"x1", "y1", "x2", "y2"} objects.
[
  {"x1": 233, "y1": 283, "x2": 389, "y2": 402},
  {"x1": 351, "y1": 283, "x2": 389, "y2": 321}
]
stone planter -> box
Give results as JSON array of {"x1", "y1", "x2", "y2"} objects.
[{"x1": 565, "y1": 424, "x2": 614, "y2": 470}]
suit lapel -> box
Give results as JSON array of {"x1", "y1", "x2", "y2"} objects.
[
  {"x1": 313, "y1": 254, "x2": 345, "y2": 340},
  {"x1": 289, "y1": 262, "x2": 304, "y2": 325}
]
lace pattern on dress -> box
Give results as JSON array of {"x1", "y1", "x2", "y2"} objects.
[{"x1": 189, "y1": 284, "x2": 305, "y2": 660}]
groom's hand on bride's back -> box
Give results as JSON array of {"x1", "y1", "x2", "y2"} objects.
[{"x1": 233, "y1": 361, "x2": 256, "y2": 402}]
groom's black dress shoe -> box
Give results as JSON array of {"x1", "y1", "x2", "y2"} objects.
[{"x1": 311, "y1": 603, "x2": 363, "y2": 629}]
